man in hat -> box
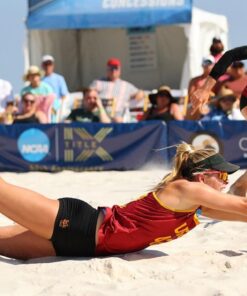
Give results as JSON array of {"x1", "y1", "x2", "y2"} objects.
[
  {"x1": 90, "y1": 58, "x2": 144, "y2": 122},
  {"x1": 41, "y1": 55, "x2": 69, "y2": 101},
  {"x1": 188, "y1": 56, "x2": 215, "y2": 98},
  {"x1": 41, "y1": 55, "x2": 69, "y2": 122},
  {"x1": 185, "y1": 56, "x2": 215, "y2": 120}
]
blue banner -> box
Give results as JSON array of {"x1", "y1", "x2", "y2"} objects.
[
  {"x1": 0, "y1": 122, "x2": 167, "y2": 172},
  {"x1": 167, "y1": 120, "x2": 247, "y2": 168},
  {"x1": 0, "y1": 121, "x2": 246, "y2": 172},
  {"x1": 27, "y1": 0, "x2": 192, "y2": 29}
]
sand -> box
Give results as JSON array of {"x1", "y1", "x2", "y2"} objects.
[{"x1": 0, "y1": 169, "x2": 246, "y2": 296}]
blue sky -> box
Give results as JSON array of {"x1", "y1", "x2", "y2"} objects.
[
  {"x1": 194, "y1": 0, "x2": 245, "y2": 48},
  {"x1": 0, "y1": 1, "x2": 245, "y2": 92}
]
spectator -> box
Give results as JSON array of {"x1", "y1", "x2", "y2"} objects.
[
  {"x1": 186, "y1": 56, "x2": 215, "y2": 120},
  {"x1": 209, "y1": 38, "x2": 231, "y2": 92},
  {"x1": 142, "y1": 86, "x2": 183, "y2": 122},
  {"x1": 12, "y1": 92, "x2": 47, "y2": 124},
  {"x1": 66, "y1": 88, "x2": 111, "y2": 123},
  {"x1": 220, "y1": 61, "x2": 247, "y2": 99},
  {"x1": 0, "y1": 78, "x2": 14, "y2": 116},
  {"x1": 202, "y1": 87, "x2": 244, "y2": 121},
  {"x1": 188, "y1": 56, "x2": 215, "y2": 97},
  {"x1": 189, "y1": 45, "x2": 247, "y2": 120},
  {"x1": 210, "y1": 37, "x2": 224, "y2": 62},
  {"x1": 21, "y1": 66, "x2": 53, "y2": 96},
  {"x1": 21, "y1": 66, "x2": 55, "y2": 123},
  {"x1": 41, "y1": 55, "x2": 69, "y2": 122},
  {"x1": 90, "y1": 58, "x2": 144, "y2": 122}
]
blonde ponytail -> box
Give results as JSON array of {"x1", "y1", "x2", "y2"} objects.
[{"x1": 153, "y1": 142, "x2": 216, "y2": 191}]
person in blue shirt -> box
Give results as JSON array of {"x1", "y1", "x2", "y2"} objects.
[
  {"x1": 41, "y1": 55, "x2": 69, "y2": 122},
  {"x1": 201, "y1": 86, "x2": 244, "y2": 121}
]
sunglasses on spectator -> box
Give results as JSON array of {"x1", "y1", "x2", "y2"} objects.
[
  {"x1": 23, "y1": 99, "x2": 35, "y2": 104},
  {"x1": 87, "y1": 96, "x2": 97, "y2": 100},
  {"x1": 43, "y1": 61, "x2": 53, "y2": 66},
  {"x1": 108, "y1": 66, "x2": 119, "y2": 71},
  {"x1": 193, "y1": 170, "x2": 228, "y2": 183}
]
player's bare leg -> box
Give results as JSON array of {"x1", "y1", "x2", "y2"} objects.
[
  {"x1": 0, "y1": 224, "x2": 56, "y2": 260},
  {"x1": 0, "y1": 177, "x2": 59, "y2": 239}
]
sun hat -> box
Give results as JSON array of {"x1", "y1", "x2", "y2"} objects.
[
  {"x1": 148, "y1": 85, "x2": 176, "y2": 105},
  {"x1": 23, "y1": 65, "x2": 42, "y2": 81},
  {"x1": 217, "y1": 87, "x2": 236, "y2": 102}
]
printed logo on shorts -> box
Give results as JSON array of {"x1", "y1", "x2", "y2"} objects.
[
  {"x1": 59, "y1": 219, "x2": 70, "y2": 229},
  {"x1": 17, "y1": 128, "x2": 50, "y2": 162}
]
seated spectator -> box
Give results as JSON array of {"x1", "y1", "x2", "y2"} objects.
[
  {"x1": 66, "y1": 88, "x2": 111, "y2": 123},
  {"x1": 90, "y1": 58, "x2": 144, "y2": 122},
  {"x1": 202, "y1": 87, "x2": 244, "y2": 121},
  {"x1": 41, "y1": 55, "x2": 69, "y2": 122},
  {"x1": 0, "y1": 78, "x2": 15, "y2": 122},
  {"x1": 13, "y1": 92, "x2": 47, "y2": 124},
  {"x1": 21, "y1": 65, "x2": 55, "y2": 122},
  {"x1": 142, "y1": 86, "x2": 183, "y2": 122},
  {"x1": 218, "y1": 61, "x2": 247, "y2": 99}
]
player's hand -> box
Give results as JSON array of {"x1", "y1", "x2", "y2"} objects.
[{"x1": 190, "y1": 89, "x2": 210, "y2": 114}]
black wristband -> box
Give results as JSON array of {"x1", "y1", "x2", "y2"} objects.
[{"x1": 240, "y1": 94, "x2": 247, "y2": 110}]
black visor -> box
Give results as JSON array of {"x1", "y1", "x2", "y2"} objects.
[{"x1": 194, "y1": 154, "x2": 240, "y2": 174}]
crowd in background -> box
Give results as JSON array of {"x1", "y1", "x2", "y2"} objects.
[{"x1": 0, "y1": 37, "x2": 245, "y2": 125}]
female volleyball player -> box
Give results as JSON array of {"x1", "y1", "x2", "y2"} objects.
[{"x1": 0, "y1": 142, "x2": 246, "y2": 260}]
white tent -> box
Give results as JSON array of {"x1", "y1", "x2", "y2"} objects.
[{"x1": 27, "y1": 7, "x2": 228, "y2": 92}]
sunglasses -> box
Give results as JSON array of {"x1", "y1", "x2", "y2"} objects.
[
  {"x1": 108, "y1": 66, "x2": 119, "y2": 71},
  {"x1": 23, "y1": 99, "x2": 35, "y2": 104},
  {"x1": 193, "y1": 170, "x2": 228, "y2": 183},
  {"x1": 86, "y1": 96, "x2": 97, "y2": 100}
]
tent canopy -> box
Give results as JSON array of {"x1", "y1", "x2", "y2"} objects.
[
  {"x1": 27, "y1": 0, "x2": 192, "y2": 29},
  {"x1": 26, "y1": 2, "x2": 228, "y2": 92}
]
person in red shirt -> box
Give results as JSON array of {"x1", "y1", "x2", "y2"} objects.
[{"x1": 0, "y1": 143, "x2": 246, "y2": 260}]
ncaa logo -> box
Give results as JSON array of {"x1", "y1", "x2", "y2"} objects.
[{"x1": 17, "y1": 128, "x2": 50, "y2": 162}]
